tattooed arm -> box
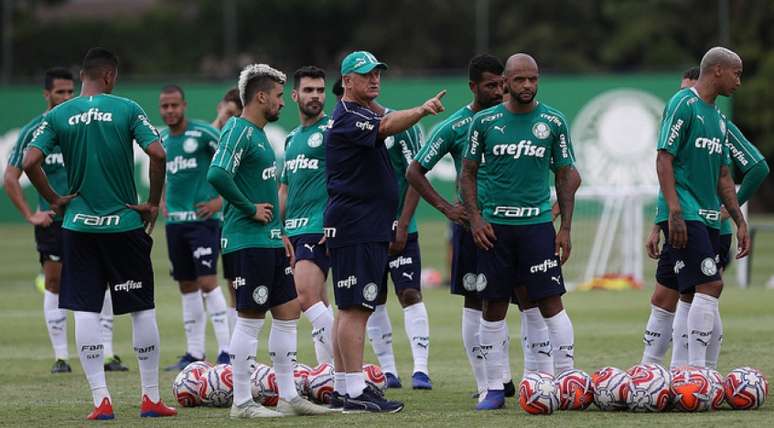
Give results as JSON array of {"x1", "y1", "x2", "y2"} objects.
[{"x1": 554, "y1": 165, "x2": 581, "y2": 264}]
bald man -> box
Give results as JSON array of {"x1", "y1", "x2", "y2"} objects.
[
  {"x1": 460, "y1": 53, "x2": 582, "y2": 410},
  {"x1": 653, "y1": 47, "x2": 750, "y2": 369}
]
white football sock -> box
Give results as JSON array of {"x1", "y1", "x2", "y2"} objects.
[
  {"x1": 403, "y1": 302, "x2": 430, "y2": 375},
  {"x1": 334, "y1": 371, "x2": 346, "y2": 395},
  {"x1": 366, "y1": 304, "x2": 397, "y2": 375},
  {"x1": 304, "y1": 301, "x2": 334, "y2": 365},
  {"x1": 670, "y1": 300, "x2": 691, "y2": 368},
  {"x1": 687, "y1": 293, "x2": 718, "y2": 368},
  {"x1": 74, "y1": 311, "x2": 110, "y2": 407},
  {"x1": 524, "y1": 307, "x2": 553, "y2": 375},
  {"x1": 641, "y1": 304, "x2": 674, "y2": 365},
  {"x1": 99, "y1": 291, "x2": 114, "y2": 358},
  {"x1": 544, "y1": 309, "x2": 574, "y2": 374},
  {"x1": 479, "y1": 319, "x2": 506, "y2": 391},
  {"x1": 203, "y1": 287, "x2": 231, "y2": 354},
  {"x1": 269, "y1": 319, "x2": 299, "y2": 400},
  {"x1": 230, "y1": 317, "x2": 263, "y2": 406},
  {"x1": 519, "y1": 310, "x2": 529, "y2": 378},
  {"x1": 501, "y1": 321, "x2": 512, "y2": 384},
  {"x1": 345, "y1": 372, "x2": 367, "y2": 398},
  {"x1": 227, "y1": 307, "x2": 237, "y2": 336},
  {"x1": 706, "y1": 306, "x2": 723, "y2": 369},
  {"x1": 462, "y1": 308, "x2": 486, "y2": 393},
  {"x1": 44, "y1": 290, "x2": 68, "y2": 360},
  {"x1": 131, "y1": 309, "x2": 161, "y2": 402},
  {"x1": 181, "y1": 290, "x2": 205, "y2": 359}
]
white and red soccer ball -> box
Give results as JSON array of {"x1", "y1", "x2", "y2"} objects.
[
  {"x1": 362, "y1": 363, "x2": 386, "y2": 392},
  {"x1": 591, "y1": 367, "x2": 630, "y2": 411},
  {"x1": 171, "y1": 360, "x2": 213, "y2": 407},
  {"x1": 626, "y1": 363, "x2": 671, "y2": 412},
  {"x1": 703, "y1": 368, "x2": 726, "y2": 410},
  {"x1": 308, "y1": 362, "x2": 335, "y2": 404},
  {"x1": 724, "y1": 367, "x2": 768, "y2": 410},
  {"x1": 294, "y1": 363, "x2": 312, "y2": 397},
  {"x1": 250, "y1": 363, "x2": 279, "y2": 406},
  {"x1": 555, "y1": 369, "x2": 593, "y2": 410},
  {"x1": 519, "y1": 371, "x2": 560, "y2": 415},
  {"x1": 671, "y1": 367, "x2": 711, "y2": 412},
  {"x1": 199, "y1": 363, "x2": 233, "y2": 407}
]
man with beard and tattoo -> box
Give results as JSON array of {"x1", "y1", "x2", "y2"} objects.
[
  {"x1": 278, "y1": 66, "x2": 336, "y2": 366},
  {"x1": 460, "y1": 53, "x2": 581, "y2": 410}
]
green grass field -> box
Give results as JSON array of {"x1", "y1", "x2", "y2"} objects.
[{"x1": 0, "y1": 220, "x2": 772, "y2": 427}]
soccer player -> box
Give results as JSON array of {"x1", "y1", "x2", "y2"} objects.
[
  {"x1": 644, "y1": 48, "x2": 753, "y2": 369},
  {"x1": 23, "y1": 47, "x2": 176, "y2": 419},
  {"x1": 158, "y1": 84, "x2": 231, "y2": 370},
  {"x1": 366, "y1": 122, "x2": 431, "y2": 390},
  {"x1": 278, "y1": 65, "x2": 335, "y2": 365},
  {"x1": 325, "y1": 50, "x2": 445, "y2": 413},
  {"x1": 460, "y1": 53, "x2": 581, "y2": 410},
  {"x1": 207, "y1": 64, "x2": 333, "y2": 418},
  {"x1": 211, "y1": 87, "x2": 243, "y2": 334},
  {"x1": 407, "y1": 54, "x2": 525, "y2": 399}
]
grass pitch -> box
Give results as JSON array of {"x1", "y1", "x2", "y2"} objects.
[{"x1": 0, "y1": 220, "x2": 771, "y2": 427}]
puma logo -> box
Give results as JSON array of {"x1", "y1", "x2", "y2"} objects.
[
  {"x1": 402, "y1": 272, "x2": 415, "y2": 281},
  {"x1": 493, "y1": 125, "x2": 506, "y2": 134},
  {"x1": 201, "y1": 260, "x2": 213, "y2": 268},
  {"x1": 537, "y1": 350, "x2": 552, "y2": 357},
  {"x1": 696, "y1": 114, "x2": 705, "y2": 124},
  {"x1": 696, "y1": 338, "x2": 710, "y2": 347},
  {"x1": 643, "y1": 338, "x2": 655, "y2": 346},
  {"x1": 417, "y1": 342, "x2": 428, "y2": 349},
  {"x1": 304, "y1": 244, "x2": 315, "y2": 252},
  {"x1": 551, "y1": 276, "x2": 561, "y2": 285}
]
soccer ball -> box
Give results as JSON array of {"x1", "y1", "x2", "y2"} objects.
[
  {"x1": 199, "y1": 364, "x2": 233, "y2": 407},
  {"x1": 172, "y1": 368, "x2": 203, "y2": 407},
  {"x1": 362, "y1": 363, "x2": 386, "y2": 392},
  {"x1": 591, "y1": 367, "x2": 630, "y2": 411},
  {"x1": 308, "y1": 362, "x2": 335, "y2": 404},
  {"x1": 555, "y1": 369, "x2": 593, "y2": 410},
  {"x1": 250, "y1": 363, "x2": 279, "y2": 406},
  {"x1": 294, "y1": 363, "x2": 313, "y2": 397},
  {"x1": 519, "y1": 371, "x2": 559, "y2": 415},
  {"x1": 626, "y1": 363, "x2": 671, "y2": 412},
  {"x1": 703, "y1": 368, "x2": 726, "y2": 410},
  {"x1": 724, "y1": 367, "x2": 768, "y2": 410},
  {"x1": 184, "y1": 360, "x2": 213, "y2": 379},
  {"x1": 671, "y1": 367, "x2": 711, "y2": 412}
]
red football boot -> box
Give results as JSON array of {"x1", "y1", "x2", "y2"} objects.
[
  {"x1": 140, "y1": 394, "x2": 177, "y2": 417},
  {"x1": 86, "y1": 397, "x2": 115, "y2": 420}
]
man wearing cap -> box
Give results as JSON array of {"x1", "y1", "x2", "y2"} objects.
[{"x1": 324, "y1": 51, "x2": 445, "y2": 413}]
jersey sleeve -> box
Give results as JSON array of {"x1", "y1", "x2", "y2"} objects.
[
  {"x1": 463, "y1": 115, "x2": 487, "y2": 163},
  {"x1": 329, "y1": 104, "x2": 381, "y2": 148},
  {"x1": 210, "y1": 125, "x2": 246, "y2": 175},
  {"x1": 726, "y1": 121, "x2": 765, "y2": 174},
  {"x1": 28, "y1": 114, "x2": 57, "y2": 156},
  {"x1": 657, "y1": 95, "x2": 692, "y2": 156},
  {"x1": 550, "y1": 111, "x2": 576, "y2": 172},
  {"x1": 7, "y1": 122, "x2": 36, "y2": 168},
  {"x1": 199, "y1": 124, "x2": 221, "y2": 154},
  {"x1": 130, "y1": 102, "x2": 161, "y2": 150},
  {"x1": 415, "y1": 121, "x2": 452, "y2": 170}
]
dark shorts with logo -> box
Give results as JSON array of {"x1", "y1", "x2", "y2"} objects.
[
  {"x1": 450, "y1": 223, "x2": 480, "y2": 297},
  {"x1": 165, "y1": 220, "x2": 220, "y2": 281},
  {"x1": 382, "y1": 232, "x2": 421, "y2": 293},
  {"x1": 718, "y1": 233, "x2": 732, "y2": 270},
  {"x1": 655, "y1": 221, "x2": 722, "y2": 293},
  {"x1": 330, "y1": 242, "x2": 388, "y2": 311},
  {"x1": 60, "y1": 228, "x2": 155, "y2": 315},
  {"x1": 476, "y1": 222, "x2": 566, "y2": 302},
  {"x1": 34, "y1": 221, "x2": 63, "y2": 265},
  {"x1": 224, "y1": 247, "x2": 297, "y2": 312},
  {"x1": 290, "y1": 233, "x2": 330, "y2": 277},
  {"x1": 218, "y1": 225, "x2": 236, "y2": 281}
]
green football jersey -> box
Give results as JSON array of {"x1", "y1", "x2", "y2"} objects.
[
  {"x1": 161, "y1": 119, "x2": 222, "y2": 223},
  {"x1": 386, "y1": 124, "x2": 422, "y2": 234},
  {"x1": 7, "y1": 114, "x2": 68, "y2": 218},
  {"x1": 655, "y1": 88, "x2": 731, "y2": 229},
  {"x1": 29, "y1": 94, "x2": 160, "y2": 233},
  {"x1": 279, "y1": 115, "x2": 329, "y2": 237},
  {"x1": 210, "y1": 117, "x2": 283, "y2": 253},
  {"x1": 464, "y1": 102, "x2": 575, "y2": 226},
  {"x1": 719, "y1": 121, "x2": 766, "y2": 235}
]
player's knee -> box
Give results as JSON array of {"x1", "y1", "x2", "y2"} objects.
[
  {"x1": 463, "y1": 294, "x2": 482, "y2": 311},
  {"x1": 695, "y1": 280, "x2": 723, "y2": 298},
  {"x1": 179, "y1": 281, "x2": 198, "y2": 294},
  {"x1": 44, "y1": 276, "x2": 60, "y2": 293},
  {"x1": 398, "y1": 288, "x2": 422, "y2": 307},
  {"x1": 650, "y1": 287, "x2": 678, "y2": 312},
  {"x1": 482, "y1": 299, "x2": 509, "y2": 321},
  {"x1": 537, "y1": 295, "x2": 564, "y2": 318},
  {"x1": 197, "y1": 275, "x2": 218, "y2": 293}
]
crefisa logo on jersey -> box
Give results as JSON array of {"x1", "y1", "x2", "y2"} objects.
[
  {"x1": 167, "y1": 155, "x2": 198, "y2": 174},
  {"x1": 492, "y1": 140, "x2": 546, "y2": 159},
  {"x1": 307, "y1": 132, "x2": 323, "y2": 148},
  {"x1": 67, "y1": 108, "x2": 113, "y2": 125},
  {"x1": 284, "y1": 154, "x2": 319, "y2": 173},
  {"x1": 261, "y1": 162, "x2": 278, "y2": 180},
  {"x1": 532, "y1": 122, "x2": 551, "y2": 139},
  {"x1": 183, "y1": 138, "x2": 198, "y2": 153}
]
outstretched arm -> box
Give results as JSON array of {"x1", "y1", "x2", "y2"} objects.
[{"x1": 378, "y1": 91, "x2": 446, "y2": 137}]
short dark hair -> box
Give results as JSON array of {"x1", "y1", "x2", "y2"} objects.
[
  {"x1": 469, "y1": 54, "x2": 504, "y2": 82},
  {"x1": 82, "y1": 47, "x2": 119, "y2": 79},
  {"x1": 293, "y1": 66, "x2": 326, "y2": 89},
  {"x1": 161, "y1": 84, "x2": 185, "y2": 99},
  {"x1": 44, "y1": 67, "x2": 73, "y2": 90},
  {"x1": 332, "y1": 77, "x2": 343, "y2": 97},
  {"x1": 683, "y1": 66, "x2": 700, "y2": 81},
  {"x1": 222, "y1": 88, "x2": 242, "y2": 109}
]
